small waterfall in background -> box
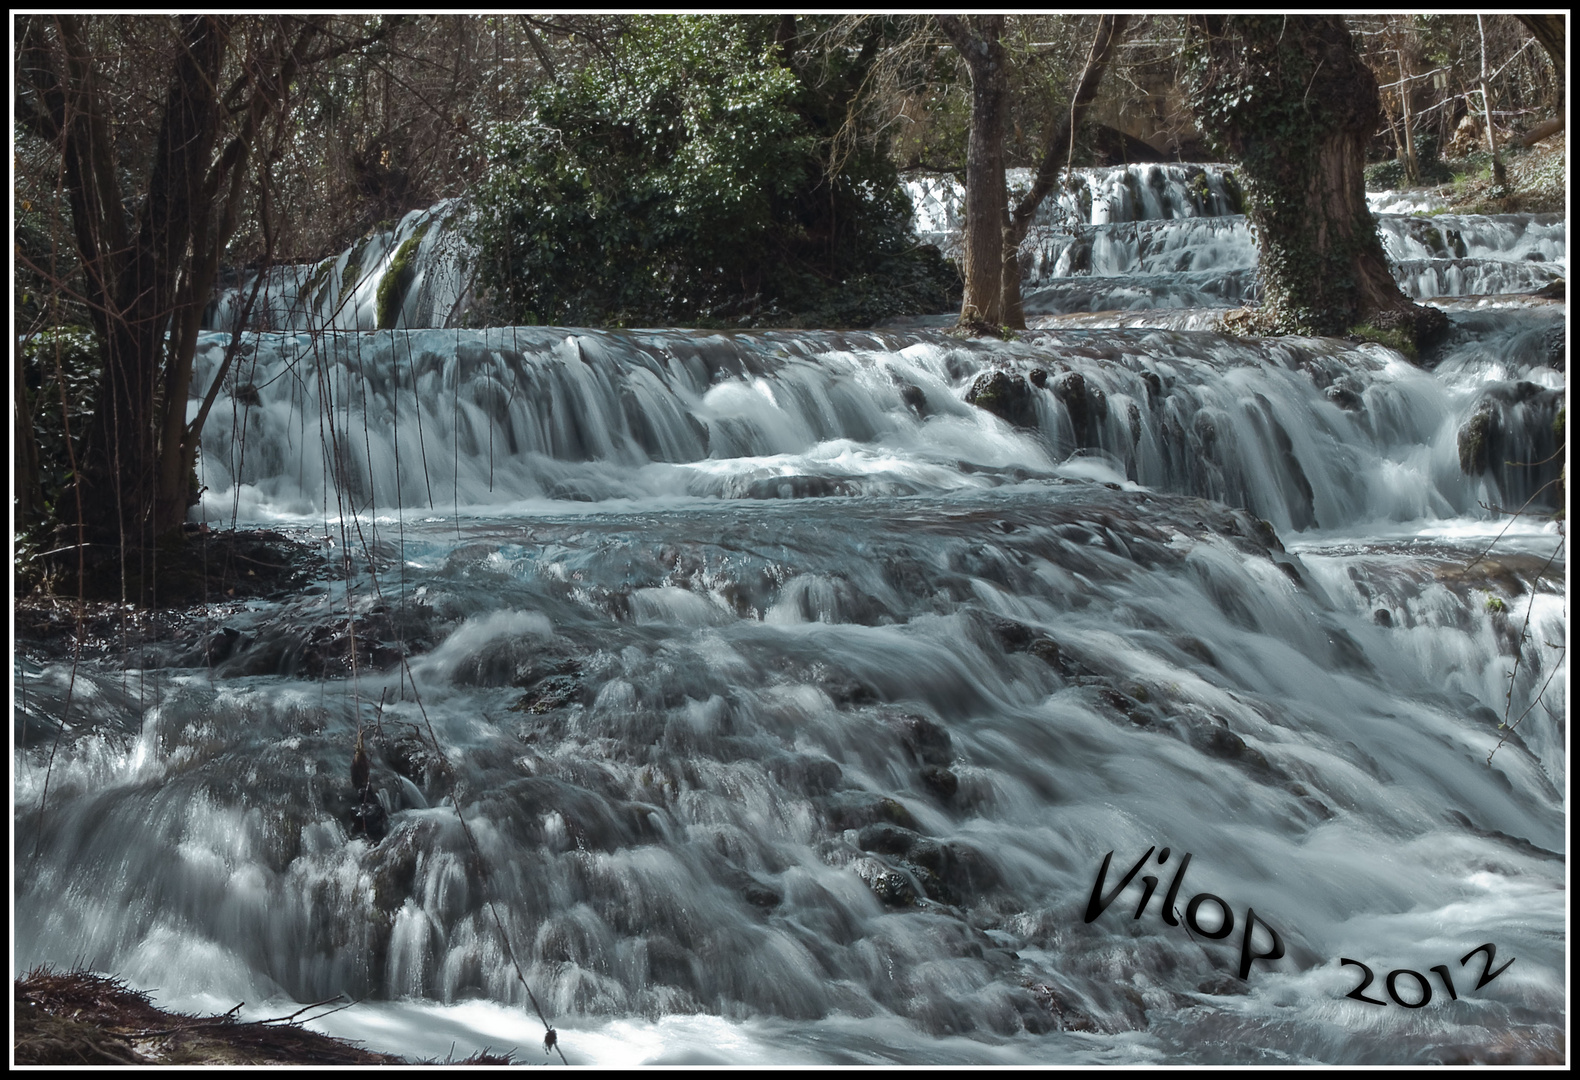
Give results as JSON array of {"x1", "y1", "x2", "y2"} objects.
[
  {"x1": 16, "y1": 163, "x2": 1567, "y2": 1065},
  {"x1": 203, "y1": 165, "x2": 1565, "y2": 335}
]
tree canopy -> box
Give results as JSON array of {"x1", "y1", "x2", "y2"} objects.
[{"x1": 468, "y1": 15, "x2": 959, "y2": 329}]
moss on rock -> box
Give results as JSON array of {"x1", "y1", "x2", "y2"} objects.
[{"x1": 376, "y1": 222, "x2": 432, "y2": 330}]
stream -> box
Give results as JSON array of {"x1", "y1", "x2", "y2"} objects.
[{"x1": 14, "y1": 164, "x2": 1567, "y2": 1065}]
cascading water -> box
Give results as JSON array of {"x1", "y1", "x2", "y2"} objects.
[
  {"x1": 205, "y1": 199, "x2": 477, "y2": 334},
  {"x1": 16, "y1": 171, "x2": 1567, "y2": 1064},
  {"x1": 904, "y1": 167, "x2": 1565, "y2": 317},
  {"x1": 204, "y1": 165, "x2": 1563, "y2": 337}
]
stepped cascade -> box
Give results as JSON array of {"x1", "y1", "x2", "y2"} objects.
[
  {"x1": 20, "y1": 169, "x2": 1568, "y2": 1065},
  {"x1": 205, "y1": 166, "x2": 1565, "y2": 335}
]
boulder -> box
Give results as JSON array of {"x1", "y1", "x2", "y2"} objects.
[{"x1": 965, "y1": 370, "x2": 1038, "y2": 428}]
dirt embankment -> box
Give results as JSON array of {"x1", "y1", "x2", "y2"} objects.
[{"x1": 14, "y1": 968, "x2": 515, "y2": 1066}]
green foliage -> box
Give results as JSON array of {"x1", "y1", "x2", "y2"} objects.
[
  {"x1": 1364, "y1": 158, "x2": 1408, "y2": 192},
  {"x1": 469, "y1": 15, "x2": 958, "y2": 328}
]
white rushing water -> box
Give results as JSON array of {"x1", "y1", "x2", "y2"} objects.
[
  {"x1": 205, "y1": 166, "x2": 1564, "y2": 335},
  {"x1": 15, "y1": 169, "x2": 1568, "y2": 1065}
]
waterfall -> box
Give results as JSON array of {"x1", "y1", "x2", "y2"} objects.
[
  {"x1": 204, "y1": 172, "x2": 1566, "y2": 333},
  {"x1": 24, "y1": 170, "x2": 1567, "y2": 1065}
]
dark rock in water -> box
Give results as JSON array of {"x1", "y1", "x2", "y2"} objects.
[
  {"x1": 746, "y1": 475, "x2": 857, "y2": 500},
  {"x1": 1054, "y1": 372, "x2": 1091, "y2": 444},
  {"x1": 943, "y1": 843, "x2": 1001, "y2": 896},
  {"x1": 722, "y1": 867, "x2": 783, "y2": 910},
  {"x1": 898, "y1": 382, "x2": 928, "y2": 413},
  {"x1": 1171, "y1": 635, "x2": 1218, "y2": 668},
  {"x1": 1196, "y1": 973, "x2": 1250, "y2": 997},
  {"x1": 1027, "y1": 981, "x2": 1103, "y2": 1033},
  {"x1": 1530, "y1": 277, "x2": 1564, "y2": 302},
  {"x1": 508, "y1": 650, "x2": 584, "y2": 691},
  {"x1": 1457, "y1": 402, "x2": 1499, "y2": 474},
  {"x1": 202, "y1": 626, "x2": 243, "y2": 665},
  {"x1": 1027, "y1": 637, "x2": 1063, "y2": 668},
  {"x1": 273, "y1": 602, "x2": 431, "y2": 680},
  {"x1": 1299, "y1": 795, "x2": 1333, "y2": 820},
  {"x1": 767, "y1": 753, "x2": 842, "y2": 795},
  {"x1": 1200, "y1": 723, "x2": 1276, "y2": 777},
  {"x1": 854, "y1": 858, "x2": 919, "y2": 907},
  {"x1": 349, "y1": 799, "x2": 388, "y2": 844},
  {"x1": 369, "y1": 820, "x2": 430, "y2": 913},
  {"x1": 1141, "y1": 370, "x2": 1162, "y2": 400},
  {"x1": 511, "y1": 674, "x2": 584, "y2": 714},
  {"x1": 965, "y1": 370, "x2": 1038, "y2": 428},
  {"x1": 383, "y1": 729, "x2": 440, "y2": 786},
  {"x1": 1251, "y1": 517, "x2": 1285, "y2": 553},
  {"x1": 976, "y1": 611, "x2": 1036, "y2": 652},
  {"x1": 1325, "y1": 385, "x2": 1364, "y2": 411},
  {"x1": 1028, "y1": 368, "x2": 1048, "y2": 388},
  {"x1": 822, "y1": 792, "x2": 920, "y2": 832},
  {"x1": 823, "y1": 674, "x2": 880, "y2": 707},
  {"x1": 1099, "y1": 688, "x2": 1151, "y2": 726},
  {"x1": 1444, "y1": 809, "x2": 1564, "y2": 862},
  {"x1": 1088, "y1": 383, "x2": 1108, "y2": 420},
  {"x1": 846, "y1": 833, "x2": 992, "y2": 909},
  {"x1": 850, "y1": 823, "x2": 998, "y2": 904},
  {"x1": 1374, "y1": 608, "x2": 1393, "y2": 627},
  {"x1": 1544, "y1": 319, "x2": 1564, "y2": 369},
  {"x1": 856, "y1": 823, "x2": 922, "y2": 857},
  {"x1": 920, "y1": 765, "x2": 959, "y2": 801},
  {"x1": 887, "y1": 713, "x2": 953, "y2": 766}
]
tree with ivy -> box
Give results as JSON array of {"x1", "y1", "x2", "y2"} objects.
[
  {"x1": 469, "y1": 15, "x2": 957, "y2": 329},
  {"x1": 1184, "y1": 15, "x2": 1446, "y2": 349}
]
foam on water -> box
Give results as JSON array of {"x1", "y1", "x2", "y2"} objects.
[{"x1": 21, "y1": 172, "x2": 1567, "y2": 1066}]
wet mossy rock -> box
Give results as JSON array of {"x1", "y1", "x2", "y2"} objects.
[
  {"x1": 886, "y1": 713, "x2": 953, "y2": 767},
  {"x1": 965, "y1": 370, "x2": 1038, "y2": 428},
  {"x1": 375, "y1": 222, "x2": 431, "y2": 329},
  {"x1": 1457, "y1": 402, "x2": 1499, "y2": 475},
  {"x1": 1053, "y1": 371, "x2": 1092, "y2": 444},
  {"x1": 1346, "y1": 320, "x2": 1419, "y2": 363}
]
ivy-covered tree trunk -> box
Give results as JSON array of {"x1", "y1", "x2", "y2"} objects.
[
  {"x1": 1186, "y1": 15, "x2": 1445, "y2": 348},
  {"x1": 936, "y1": 15, "x2": 1009, "y2": 330}
]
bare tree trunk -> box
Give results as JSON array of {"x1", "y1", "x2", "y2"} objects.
[
  {"x1": 1398, "y1": 50, "x2": 1418, "y2": 183},
  {"x1": 1001, "y1": 14, "x2": 1130, "y2": 329},
  {"x1": 936, "y1": 15, "x2": 1009, "y2": 330},
  {"x1": 1476, "y1": 16, "x2": 1507, "y2": 193}
]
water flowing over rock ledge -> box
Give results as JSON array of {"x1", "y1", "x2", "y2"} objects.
[
  {"x1": 202, "y1": 167, "x2": 1565, "y2": 332},
  {"x1": 21, "y1": 171, "x2": 1565, "y2": 1070}
]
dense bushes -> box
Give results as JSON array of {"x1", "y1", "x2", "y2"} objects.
[{"x1": 468, "y1": 16, "x2": 959, "y2": 329}]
